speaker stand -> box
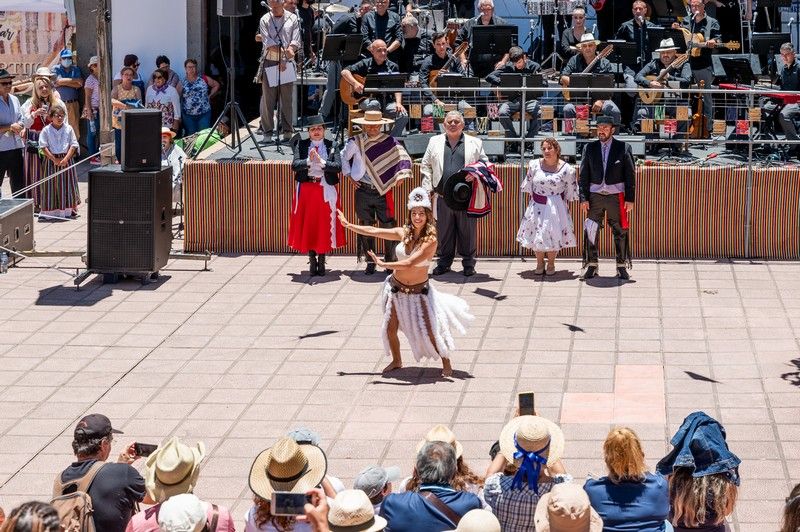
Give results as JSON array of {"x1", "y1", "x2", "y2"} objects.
[{"x1": 194, "y1": 16, "x2": 265, "y2": 160}]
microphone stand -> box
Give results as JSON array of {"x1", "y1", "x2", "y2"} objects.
[{"x1": 274, "y1": 32, "x2": 285, "y2": 154}]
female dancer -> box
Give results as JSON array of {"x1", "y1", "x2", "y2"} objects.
[
  {"x1": 516, "y1": 137, "x2": 579, "y2": 275},
  {"x1": 338, "y1": 187, "x2": 472, "y2": 377}
]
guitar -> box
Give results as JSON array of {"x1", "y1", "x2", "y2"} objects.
[
  {"x1": 679, "y1": 28, "x2": 740, "y2": 57},
  {"x1": 689, "y1": 79, "x2": 709, "y2": 139},
  {"x1": 638, "y1": 53, "x2": 689, "y2": 105},
  {"x1": 428, "y1": 42, "x2": 469, "y2": 88},
  {"x1": 340, "y1": 73, "x2": 367, "y2": 106},
  {"x1": 562, "y1": 44, "x2": 614, "y2": 101}
]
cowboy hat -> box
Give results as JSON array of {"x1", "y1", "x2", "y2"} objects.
[
  {"x1": 499, "y1": 415, "x2": 565, "y2": 467},
  {"x1": 249, "y1": 437, "x2": 328, "y2": 500},
  {"x1": 352, "y1": 110, "x2": 394, "y2": 126},
  {"x1": 534, "y1": 484, "x2": 604, "y2": 532},
  {"x1": 571, "y1": 33, "x2": 601, "y2": 50},
  {"x1": 441, "y1": 170, "x2": 473, "y2": 212},
  {"x1": 417, "y1": 425, "x2": 464, "y2": 459},
  {"x1": 161, "y1": 127, "x2": 177, "y2": 139},
  {"x1": 655, "y1": 38, "x2": 679, "y2": 52},
  {"x1": 327, "y1": 490, "x2": 388, "y2": 532},
  {"x1": 144, "y1": 437, "x2": 206, "y2": 503},
  {"x1": 305, "y1": 115, "x2": 327, "y2": 127}
]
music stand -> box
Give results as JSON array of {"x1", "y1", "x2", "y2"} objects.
[
  {"x1": 498, "y1": 73, "x2": 545, "y2": 100},
  {"x1": 752, "y1": 32, "x2": 791, "y2": 75},
  {"x1": 719, "y1": 57, "x2": 758, "y2": 86},
  {"x1": 650, "y1": 0, "x2": 688, "y2": 19},
  {"x1": 472, "y1": 25, "x2": 516, "y2": 63},
  {"x1": 364, "y1": 73, "x2": 408, "y2": 91},
  {"x1": 647, "y1": 28, "x2": 687, "y2": 54},
  {"x1": 567, "y1": 73, "x2": 613, "y2": 101},
  {"x1": 324, "y1": 34, "x2": 364, "y2": 144}
]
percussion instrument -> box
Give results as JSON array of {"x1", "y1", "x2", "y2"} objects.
[
  {"x1": 527, "y1": 0, "x2": 555, "y2": 15},
  {"x1": 556, "y1": 0, "x2": 581, "y2": 11},
  {"x1": 446, "y1": 18, "x2": 468, "y2": 46},
  {"x1": 318, "y1": 2, "x2": 351, "y2": 13}
]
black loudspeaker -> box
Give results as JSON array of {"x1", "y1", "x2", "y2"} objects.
[
  {"x1": 402, "y1": 133, "x2": 436, "y2": 158},
  {"x1": 217, "y1": 0, "x2": 252, "y2": 16},
  {"x1": 87, "y1": 166, "x2": 173, "y2": 273},
  {"x1": 483, "y1": 139, "x2": 506, "y2": 163},
  {"x1": 121, "y1": 109, "x2": 161, "y2": 172}
]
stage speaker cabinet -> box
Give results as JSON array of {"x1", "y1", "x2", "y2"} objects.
[
  {"x1": 217, "y1": 0, "x2": 251, "y2": 16},
  {"x1": 87, "y1": 166, "x2": 173, "y2": 273},
  {"x1": 402, "y1": 133, "x2": 436, "y2": 158},
  {"x1": 0, "y1": 198, "x2": 34, "y2": 253},
  {"x1": 121, "y1": 109, "x2": 161, "y2": 172}
]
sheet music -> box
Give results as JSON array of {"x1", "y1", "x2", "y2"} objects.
[{"x1": 266, "y1": 62, "x2": 297, "y2": 87}]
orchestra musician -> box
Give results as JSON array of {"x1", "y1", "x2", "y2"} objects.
[
  {"x1": 560, "y1": 34, "x2": 622, "y2": 126},
  {"x1": 673, "y1": 0, "x2": 721, "y2": 136},
  {"x1": 776, "y1": 43, "x2": 800, "y2": 154},
  {"x1": 362, "y1": 0, "x2": 404, "y2": 64},
  {"x1": 454, "y1": 0, "x2": 510, "y2": 78},
  {"x1": 486, "y1": 46, "x2": 542, "y2": 143},
  {"x1": 342, "y1": 39, "x2": 409, "y2": 137},
  {"x1": 560, "y1": 6, "x2": 588, "y2": 61},
  {"x1": 634, "y1": 38, "x2": 692, "y2": 151},
  {"x1": 418, "y1": 32, "x2": 475, "y2": 126},
  {"x1": 257, "y1": 0, "x2": 302, "y2": 143},
  {"x1": 399, "y1": 16, "x2": 434, "y2": 74},
  {"x1": 615, "y1": 0, "x2": 659, "y2": 131}
]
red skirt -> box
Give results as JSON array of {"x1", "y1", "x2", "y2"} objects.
[{"x1": 288, "y1": 181, "x2": 346, "y2": 254}]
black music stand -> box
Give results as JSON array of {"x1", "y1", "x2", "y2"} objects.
[
  {"x1": 364, "y1": 73, "x2": 408, "y2": 91},
  {"x1": 720, "y1": 57, "x2": 758, "y2": 86},
  {"x1": 324, "y1": 34, "x2": 364, "y2": 144},
  {"x1": 569, "y1": 73, "x2": 614, "y2": 101},
  {"x1": 650, "y1": 0, "x2": 688, "y2": 19},
  {"x1": 498, "y1": 73, "x2": 545, "y2": 100},
  {"x1": 752, "y1": 32, "x2": 791, "y2": 76},
  {"x1": 605, "y1": 40, "x2": 641, "y2": 82},
  {"x1": 647, "y1": 28, "x2": 687, "y2": 54},
  {"x1": 437, "y1": 75, "x2": 480, "y2": 99},
  {"x1": 472, "y1": 25, "x2": 516, "y2": 65}
]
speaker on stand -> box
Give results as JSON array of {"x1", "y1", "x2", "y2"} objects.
[
  {"x1": 217, "y1": 0, "x2": 251, "y2": 16},
  {"x1": 121, "y1": 109, "x2": 161, "y2": 172}
]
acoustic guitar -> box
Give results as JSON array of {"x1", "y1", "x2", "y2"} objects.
[
  {"x1": 340, "y1": 73, "x2": 367, "y2": 107},
  {"x1": 679, "y1": 28, "x2": 740, "y2": 57},
  {"x1": 428, "y1": 42, "x2": 469, "y2": 88},
  {"x1": 689, "y1": 80, "x2": 709, "y2": 139},
  {"x1": 562, "y1": 44, "x2": 614, "y2": 101},
  {"x1": 638, "y1": 53, "x2": 689, "y2": 105}
]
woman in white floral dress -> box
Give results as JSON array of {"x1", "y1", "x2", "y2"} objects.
[{"x1": 516, "y1": 137, "x2": 579, "y2": 275}]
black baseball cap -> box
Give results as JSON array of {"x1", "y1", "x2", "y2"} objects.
[
  {"x1": 74, "y1": 414, "x2": 123, "y2": 439},
  {"x1": 0, "y1": 69, "x2": 15, "y2": 80}
]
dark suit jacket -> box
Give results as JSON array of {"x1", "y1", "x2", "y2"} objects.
[
  {"x1": 579, "y1": 137, "x2": 636, "y2": 202},
  {"x1": 292, "y1": 138, "x2": 342, "y2": 185}
]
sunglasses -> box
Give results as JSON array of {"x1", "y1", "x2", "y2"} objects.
[{"x1": 0, "y1": 81, "x2": 12, "y2": 86}]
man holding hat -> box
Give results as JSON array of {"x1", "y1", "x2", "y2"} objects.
[
  {"x1": 420, "y1": 110, "x2": 488, "y2": 277},
  {"x1": 53, "y1": 49, "x2": 84, "y2": 137},
  {"x1": 161, "y1": 127, "x2": 187, "y2": 204},
  {"x1": 55, "y1": 414, "x2": 145, "y2": 532},
  {"x1": 579, "y1": 115, "x2": 635, "y2": 281},
  {"x1": 0, "y1": 68, "x2": 25, "y2": 197},
  {"x1": 560, "y1": 34, "x2": 621, "y2": 127}
]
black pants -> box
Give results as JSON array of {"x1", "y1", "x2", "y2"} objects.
[
  {"x1": 436, "y1": 198, "x2": 476, "y2": 269},
  {"x1": 355, "y1": 185, "x2": 397, "y2": 263},
  {"x1": 586, "y1": 192, "x2": 629, "y2": 267},
  {"x1": 0, "y1": 148, "x2": 24, "y2": 197}
]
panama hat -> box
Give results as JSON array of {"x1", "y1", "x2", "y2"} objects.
[
  {"x1": 499, "y1": 415, "x2": 565, "y2": 467},
  {"x1": 327, "y1": 490, "x2": 388, "y2": 532},
  {"x1": 161, "y1": 127, "x2": 176, "y2": 139},
  {"x1": 655, "y1": 38, "x2": 679, "y2": 52},
  {"x1": 144, "y1": 437, "x2": 206, "y2": 503},
  {"x1": 417, "y1": 425, "x2": 463, "y2": 459},
  {"x1": 249, "y1": 437, "x2": 328, "y2": 500},
  {"x1": 352, "y1": 110, "x2": 394, "y2": 126},
  {"x1": 572, "y1": 33, "x2": 601, "y2": 50},
  {"x1": 534, "y1": 483, "x2": 604, "y2": 532}
]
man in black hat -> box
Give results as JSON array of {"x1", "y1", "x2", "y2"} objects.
[
  {"x1": 579, "y1": 115, "x2": 635, "y2": 280},
  {"x1": 421, "y1": 110, "x2": 488, "y2": 277},
  {"x1": 0, "y1": 69, "x2": 25, "y2": 197},
  {"x1": 55, "y1": 414, "x2": 146, "y2": 532}
]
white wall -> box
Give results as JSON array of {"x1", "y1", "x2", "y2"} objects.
[{"x1": 110, "y1": 0, "x2": 188, "y2": 80}]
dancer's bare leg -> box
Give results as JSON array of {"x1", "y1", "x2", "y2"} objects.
[
  {"x1": 383, "y1": 305, "x2": 403, "y2": 372},
  {"x1": 546, "y1": 251, "x2": 557, "y2": 274},
  {"x1": 441, "y1": 357, "x2": 453, "y2": 378},
  {"x1": 534, "y1": 252, "x2": 545, "y2": 275},
  {"x1": 422, "y1": 303, "x2": 451, "y2": 377}
]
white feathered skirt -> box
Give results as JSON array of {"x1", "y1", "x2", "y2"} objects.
[{"x1": 380, "y1": 276, "x2": 473, "y2": 361}]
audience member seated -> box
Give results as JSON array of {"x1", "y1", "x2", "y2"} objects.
[
  {"x1": 55, "y1": 414, "x2": 145, "y2": 532},
  {"x1": 0, "y1": 501, "x2": 61, "y2": 532},
  {"x1": 355, "y1": 466, "x2": 402, "y2": 514},
  {"x1": 447, "y1": 509, "x2": 501, "y2": 531},
  {"x1": 483, "y1": 416, "x2": 570, "y2": 531},
  {"x1": 782, "y1": 483, "x2": 800, "y2": 532},
  {"x1": 584, "y1": 427, "x2": 669, "y2": 532},
  {"x1": 286, "y1": 427, "x2": 346, "y2": 493},
  {"x1": 379, "y1": 441, "x2": 482, "y2": 530},
  {"x1": 126, "y1": 437, "x2": 235, "y2": 532},
  {"x1": 329, "y1": 489, "x2": 387, "y2": 531},
  {"x1": 534, "y1": 483, "x2": 603, "y2": 531},
  {"x1": 246, "y1": 437, "x2": 331, "y2": 531},
  {"x1": 656, "y1": 412, "x2": 741, "y2": 532},
  {"x1": 157, "y1": 493, "x2": 206, "y2": 532}
]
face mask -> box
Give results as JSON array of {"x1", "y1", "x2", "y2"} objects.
[{"x1": 61, "y1": 59, "x2": 73, "y2": 68}]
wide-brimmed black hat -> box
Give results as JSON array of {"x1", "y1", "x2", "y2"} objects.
[
  {"x1": 596, "y1": 115, "x2": 616, "y2": 126},
  {"x1": 442, "y1": 170, "x2": 472, "y2": 212},
  {"x1": 0, "y1": 69, "x2": 15, "y2": 80},
  {"x1": 306, "y1": 115, "x2": 326, "y2": 127}
]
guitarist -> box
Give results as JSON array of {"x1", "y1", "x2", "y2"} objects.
[
  {"x1": 418, "y1": 32, "x2": 474, "y2": 126},
  {"x1": 342, "y1": 39, "x2": 409, "y2": 137},
  {"x1": 615, "y1": 0, "x2": 659, "y2": 131},
  {"x1": 672, "y1": 0, "x2": 721, "y2": 136},
  {"x1": 486, "y1": 46, "x2": 542, "y2": 143},
  {"x1": 634, "y1": 38, "x2": 692, "y2": 150},
  {"x1": 561, "y1": 34, "x2": 621, "y2": 127}
]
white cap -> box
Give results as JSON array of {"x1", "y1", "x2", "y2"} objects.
[{"x1": 157, "y1": 493, "x2": 206, "y2": 532}]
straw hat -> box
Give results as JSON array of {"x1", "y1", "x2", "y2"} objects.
[
  {"x1": 144, "y1": 437, "x2": 206, "y2": 503},
  {"x1": 655, "y1": 38, "x2": 679, "y2": 52},
  {"x1": 352, "y1": 110, "x2": 394, "y2": 126},
  {"x1": 327, "y1": 489, "x2": 388, "y2": 532},
  {"x1": 33, "y1": 66, "x2": 55, "y2": 80},
  {"x1": 534, "y1": 484, "x2": 604, "y2": 532},
  {"x1": 448, "y1": 509, "x2": 501, "y2": 532},
  {"x1": 161, "y1": 127, "x2": 176, "y2": 139},
  {"x1": 249, "y1": 437, "x2": 328, "y2": 500},
  {"x1": 572, "y1": 33, "x2": 601, "y2": 50},
  {"x1": 417, "y1": 425, "x2": 463, "y2": 459},
  {"x1": 499, "y1": 415, "x2": 565, "y2": 467}
]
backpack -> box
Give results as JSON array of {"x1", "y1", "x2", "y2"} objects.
[{"x1": 51, "y1": 461, "x2": 106, "y2": 532}]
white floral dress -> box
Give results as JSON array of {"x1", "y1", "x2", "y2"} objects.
[{"x1": 516, "y1": 159, "x2": 579, "y2": 252}]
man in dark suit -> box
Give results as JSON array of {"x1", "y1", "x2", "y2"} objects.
[{"x1": 579, "y1": 115, "x2": 636, "y2": 280}]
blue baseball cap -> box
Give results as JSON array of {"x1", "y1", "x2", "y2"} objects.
[{"x1": 60, "y1": 49, "x2": 74, "y2": 58}]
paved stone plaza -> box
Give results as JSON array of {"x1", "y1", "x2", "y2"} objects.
[{"x1": 0, "y1": 207, "x2": 799, "y2": 530}]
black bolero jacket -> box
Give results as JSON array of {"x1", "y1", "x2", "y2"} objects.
[
  {"x1": 292, "y1": 138, "x2": 342, "y2": 185},
  {"x1": 579, "y1": 137, "x2": 636, "y2": 203}
]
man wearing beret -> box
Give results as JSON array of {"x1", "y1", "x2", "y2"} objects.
[{"x1": 579, "y1": 115, "x2": 635, "y2": 280}]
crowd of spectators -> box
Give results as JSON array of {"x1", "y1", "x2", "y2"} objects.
[{"x1": 0, "y1": 410, "x2": 797, "y2": 532}]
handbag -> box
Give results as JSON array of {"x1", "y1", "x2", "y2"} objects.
[
  {"x1": 420, "y1": 490, "x2": 462, "y2": 527},
  {"x1": 26, "y1": 139, "x2": 41, "y2": 155}
]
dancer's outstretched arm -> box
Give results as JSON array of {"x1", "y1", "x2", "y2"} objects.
[{"x1": 337, "y1": 209, "x2": 404, "y2": 241}]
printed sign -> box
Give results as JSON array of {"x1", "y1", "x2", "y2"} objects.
[{"x1": 0, "y1": 10, "x2": 72, "y2": 78}]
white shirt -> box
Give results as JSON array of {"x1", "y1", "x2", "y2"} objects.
[
  {"x1": 162, "y1": 144, "x2": 187, "y2": 184},
  {"x1": 340, "y1": 136, "x2": 371, "y2": 183},
  {"x1": 39, "y1": 123, "x2": 79, "y2": 155},
  {"x1": 308, "y1": 139, "x2": 328, "y2": 178}
]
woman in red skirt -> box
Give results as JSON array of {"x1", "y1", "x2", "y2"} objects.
[{"x1": 288, "y1": 115, "x2": 346, "y2": 275}]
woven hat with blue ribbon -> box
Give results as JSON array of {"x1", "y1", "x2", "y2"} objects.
[{"x1": 499, "y1": 416, "x2": 565, "y2": 493}]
